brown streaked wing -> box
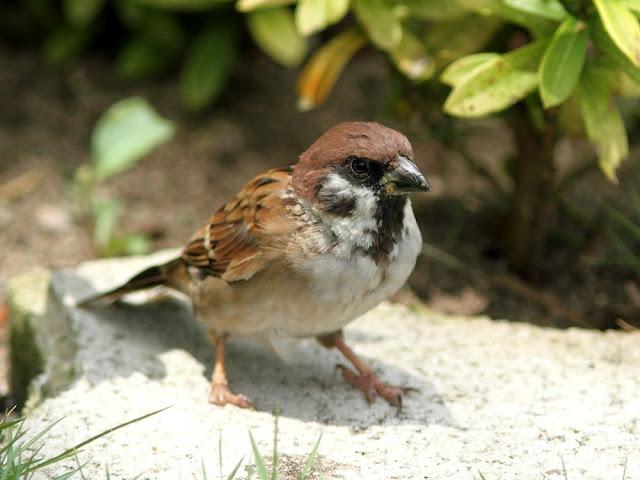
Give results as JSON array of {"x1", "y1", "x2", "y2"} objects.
[{"x1": 181, "y1": 166, "x2": 294, "y2": 282}]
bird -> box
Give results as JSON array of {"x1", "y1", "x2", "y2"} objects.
[{"x1": 79, "y1": 121, "x2": 431, "y2": 409}]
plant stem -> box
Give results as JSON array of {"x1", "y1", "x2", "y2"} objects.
[{"x1": 507, "y1": 105, "x2": 557, "y2": 278}]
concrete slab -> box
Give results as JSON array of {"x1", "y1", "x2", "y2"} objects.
[{"x1": 8, "y1": 253, "x2": 640, "y2": 479}]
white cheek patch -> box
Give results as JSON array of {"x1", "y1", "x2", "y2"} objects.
[{"x1": 319, "y1": 173, "x2": 378, "y2": 252}]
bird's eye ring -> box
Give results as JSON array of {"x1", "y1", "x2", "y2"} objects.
[{"x1": 348, "y1": 157, "x2": 370, "y2": 178}]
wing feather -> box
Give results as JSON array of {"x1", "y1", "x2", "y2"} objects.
[{"x1": 181, "y1": 166, "x2": 295, "y2": 282}]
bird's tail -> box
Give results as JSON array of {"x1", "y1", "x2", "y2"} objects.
[{"x1": 76, "y1": 257, "x2": 187, "y2": 307}]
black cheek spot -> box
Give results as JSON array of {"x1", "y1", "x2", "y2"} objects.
[{"x1": 324, "y1": 195, "x2": 356, "y2": 216}]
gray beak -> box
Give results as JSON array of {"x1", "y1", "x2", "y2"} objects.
[{"x1": 382, "y1": 155, "x2": 431, "y2": 195}]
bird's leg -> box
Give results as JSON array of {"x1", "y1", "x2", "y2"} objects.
[
  {"x1": 317, "y1": 332, "x2": 412, "y2": 409},
  {"x1": 207, "y1": 332, "x2": 254, "y2": 409}
]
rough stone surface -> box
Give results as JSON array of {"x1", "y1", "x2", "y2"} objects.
[{"x1": 8, "y1": 253, "x2": 640, "y2": 480}]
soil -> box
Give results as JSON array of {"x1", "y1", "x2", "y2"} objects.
[{"x1": 1, "y1": 39, "x2": 639, "y2": 403}]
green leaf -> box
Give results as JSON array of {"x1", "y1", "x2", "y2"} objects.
[
  {"x1": 64, "y1": 0, "x2": 105, "y2": 26},
  {"x1": 295, "y1": 0, "x2": 349, "y2": 36},
  {"x1": 578, "y1": 65, "x2": 628, "y2": 181},
  {"x1": 180, "y1": 22, "x2": 238, "y2": 112},
  {"x1": 236, "y1": 0, "x2": 294, "y2": 12},
  {"x1": 388, "y1": 29, "x2": 435, "y2": 82},
  {"x1": 502, "y1": 0, "x2": 567, "y2": 21},
  {"x1": 92, "y1": 199, "x2": 123, "y2": 251},
  {"x1": 612, "y1": 70, "x2": 640, "y2": 96},
  {"x1": 539, "y1": 17, "x2": 588, "y2": 107},
  {"x1": 592, "y1": 19, "x2": 640, "y2": 85},
  {"x1": 440, "y1": 53, "x2": 499, "y2": 86},
  {"x1": 117, "y1": 13, "x2": 185, "y2": 80},
  {"x1": 593, "y1": 0, "x2": 640, "y2": 67},
  {"x1": 425, "y1": 14, "x2": 502, "y2": 67},
  {"x1": 299, "y1": 434, "x2": 322, "y2": 480},
  {"x1": 249, "y1": 432, "x2": 268, "y2": 480},
  {"x1": 399, "y1": 0, "x2": 466, "y2": 20},
  {"x1": 43, "y1": 27, "x2": 90, "y2": 66},
  {"x1": 455, "y1": 0, "x2": 557, "y2": 37},
  {"x1": 247, "y1": 7, "x2": 308, "y2": 67},
  {"x1": 352, "y1": 0, "x2": 402, "y2": 50},
  {"x1": 92, "y1": 97, "x2": 175, "y2": 180},
  {"x1": 116, "y1": 38, "x2": 174, "y2": 80},
  {"x1": 131, "y1": 0, "x2": 233, "y2": 10},
  {"x1": 444, "y1": 40, "x2": 548, "y2": 117},
  {"x1": 620, "y1": 0, "x2": 640, "y2": 15},
  {"x1": 121, "y1": 234, "x2": 151, "y2": 255}
]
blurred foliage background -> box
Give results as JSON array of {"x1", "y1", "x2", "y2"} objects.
[{"x1": 2, "y1": 0, "x2": 640, "y2": 329}]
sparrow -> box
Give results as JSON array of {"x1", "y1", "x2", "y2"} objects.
[{"x1": 79, "y1": 121, "x2": 430, "y2": 409}]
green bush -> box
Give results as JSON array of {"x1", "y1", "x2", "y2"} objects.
[{"x1": 4, "y1": 0, "x2": 640, "y2": 275}]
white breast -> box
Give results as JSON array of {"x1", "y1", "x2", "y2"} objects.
[{"x1": 277, "y1": 199, "x2": 422, "y2": 337}]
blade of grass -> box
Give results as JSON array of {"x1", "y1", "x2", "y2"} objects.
[
  {"x1": 249, "y1": 431, "x2": 268, "y2": 480},
  {"x1": 0, "y1": 417, "x2": 26, "y2": 431},
  {"x1": 23, "y1": 418, "x2": 64, "y2": 451},
  {"x1": 25, "y1": 406, "x2": 170, "y2": 473},
  {"x1": 225, "y1": 457, "x2": 244, "y2": 480},
  {"x1": 271, "y1": 407, "x2": 280, "y2": 480},
  {"x1": 298, "y1": 433, "x2": 322, "y2": 480}
]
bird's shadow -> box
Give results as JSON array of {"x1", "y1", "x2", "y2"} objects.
[{"x1": 59, "y1": 271, "x2": 454, "y2": 428}]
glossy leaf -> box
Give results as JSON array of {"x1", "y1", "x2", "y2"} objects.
[
  {"x1": 620, "y1": 0, "x2": 640, "y2": 15},
  {"x1": 180, "y1": 23, "x2": 238, "y2": 111},
  {"x1": 440, "y1": 53, "x2": 499, "y2": 86},
  {"x1": 592, "y1": 19, "x2": 640, "y2": 86},
  {"x1": 502, "y1": 0, "x2": 567, "y2": 21},
  {"x1": 297, "y1": 28, "x2": 366, "y2": 110},
  {"x1": 444, "y1": 40, "x2": 548, "y2": 117},
  {"x1": 594, "y1": 0, "x2": 640, "y2": 67},
  {"x1": 64, "y1": 0, "x2": 105, "y2": 26},
  {"x1": 400, "y1": 0, "x2": 466, "y2": 20},
  {"x1": 539, "y1": 17, "x2": 588, "y2": 107},
  {"x1": 455, "y1": 0, "x2": 556, "y2": 37},
  {"x1": 92, "y1": 97, "x2": 175, "y2": 180},
  {"x1": 246, "y1": 7, "x2": 307, "y2": 67},
  {"x1": 131, "y1": 0, "x2": 232, "y2": 9},
  {"x1": 578, "y1": 66, "x2": 628, "y2": 181},
  {"x1": 425, "y1": 14, "x2": 502, "y2": 67},
  {"x1": 295, "y1": 0, "x2": 350, "y2": 36},
  {"x1": 352, "y1": 0, "x2": 401, "y2": 50},
  {"x1": 388, "y1": 29, "x2": 434, "y2": 82},
  {"x1": 236, "y1": 0, "x2": 294, "y2": 12}
]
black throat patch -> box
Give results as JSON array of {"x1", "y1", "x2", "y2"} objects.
[{"x1": 367, "y1": 195, "x2": 407, "y2": 263}]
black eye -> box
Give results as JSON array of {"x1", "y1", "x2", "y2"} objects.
[{"x1": 349, "y1": 157, "x2": 370, "y2": 177}]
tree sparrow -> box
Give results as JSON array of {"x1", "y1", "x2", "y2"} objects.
[{"x1": 80, "y1": 122, "x2": 430, "y2": 409}]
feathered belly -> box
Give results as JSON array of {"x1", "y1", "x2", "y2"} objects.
[{"x1": 195, "y1": 204, "x2": 422, "y2": 338}]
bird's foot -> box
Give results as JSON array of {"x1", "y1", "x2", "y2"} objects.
[
  {"x1": 209, "y1": 382, "x2": 254, "y2": 409},
  {"x1": 337, "y1": 365, "x2": 414, "y2": 410}
]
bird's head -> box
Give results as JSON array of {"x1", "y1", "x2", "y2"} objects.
[{"x1": 292, "y1": 122, "x2": 430, "y2": 215}]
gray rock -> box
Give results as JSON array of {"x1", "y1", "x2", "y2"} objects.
[{"x1": 8, "y1": 253, "x2": 640, "y2": 480}]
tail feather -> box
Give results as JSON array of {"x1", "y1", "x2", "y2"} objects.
[{"x1": 77, "y1": 257, "x2": 185, "y2": 307}]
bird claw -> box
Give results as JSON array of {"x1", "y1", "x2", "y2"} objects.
[
  {"x1": 209, "y1": 383, "x2": 255, "y2": 409},
  {"x1": 336, "y1": 364, "x2": 414, "y2": 412}
]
